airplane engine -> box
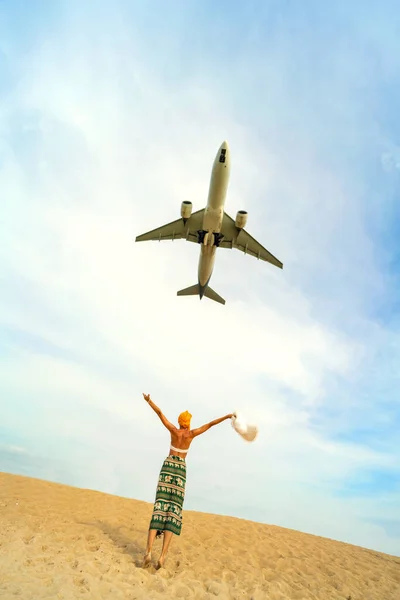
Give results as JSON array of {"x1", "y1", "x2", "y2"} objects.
[
  {"x1": 181, "y1": 200, "x2": 193, "y2": 221},
  {"x1": 235, "y1": 210, "x2": 248, "y2": 229}
]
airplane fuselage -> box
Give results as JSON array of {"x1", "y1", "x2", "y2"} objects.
[{"x1": 198, "y1": 141, "x2": 231, "y2": 296}]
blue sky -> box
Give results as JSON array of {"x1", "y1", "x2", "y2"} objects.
[{"x1": 1, "y1": 0, "x2": 400, "y2": 556}]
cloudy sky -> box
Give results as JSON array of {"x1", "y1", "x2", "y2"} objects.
[{"x1": 1, "y1": 0, "x2": 400, "y2": 556}]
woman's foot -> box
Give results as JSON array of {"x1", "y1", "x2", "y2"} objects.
[
  {"x1": 156, "y1": 556, "x2": 165, "y2": 570},
  {"x1": 142, "y1": 552, "x2": 152, "y2": 568}
]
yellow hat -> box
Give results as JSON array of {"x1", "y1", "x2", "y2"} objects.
[{"x1": 178, "y1": 411, "x2": 192, "y2": 429}]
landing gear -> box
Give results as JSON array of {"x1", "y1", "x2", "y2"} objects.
[
  {"x1": 197, "y1": 230, "x2": 224, "y2": 246},
  {"x1": 197, "y1": 230, "x2": 207, "y2": 244},
  {"x1": 214, "y1": 233, "x2": 224, "y2": 247}
]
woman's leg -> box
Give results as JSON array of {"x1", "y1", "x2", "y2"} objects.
[
  {"x1": 157, "y1": 530, "x2": 173, "y2": 569},
  {"x1": 143, "y1": 528, "x2": 157, "y2": 566}
]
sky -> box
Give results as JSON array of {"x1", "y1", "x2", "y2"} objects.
[{"x1": 1, "y1": 0, "x2": 400, "y2": 556}]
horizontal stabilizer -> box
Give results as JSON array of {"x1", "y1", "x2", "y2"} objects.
[
  {"x1": 177, "y1": 284, "x2": 226, "y2": 305},
  {"x1": 177, "y1": 284, "x2": 200, "y2": 297},
  {"x1": 203, "y1": 286, "x2": 225, "y2": 305}
]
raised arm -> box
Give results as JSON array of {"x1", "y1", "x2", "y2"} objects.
[
  {"x1": 190, "y1": 414, "x2": 233, "y2": 438},
  {"x1": 143, "y1": 393, "x2": 176, "y2": 433}
]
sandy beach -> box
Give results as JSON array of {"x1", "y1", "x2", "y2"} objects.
[{"x1": 0, "y1": 472, "x2": 399, "y2": 599}]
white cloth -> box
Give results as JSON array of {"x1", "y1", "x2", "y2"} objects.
[{"x1": 231, "y1": 411, "x2": 258, "y2": 442}]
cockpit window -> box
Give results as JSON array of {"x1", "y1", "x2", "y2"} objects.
[{"x1": 219, "y1": 148, "x2": 226, "y2": 163}]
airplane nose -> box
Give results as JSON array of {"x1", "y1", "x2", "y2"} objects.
[{"x1": 215, "y1": 140, "x2": 229, "y2": 166}]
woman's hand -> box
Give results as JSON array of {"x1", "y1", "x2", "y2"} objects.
[{"x1": 143, "y1": 393, "x2": 151, "y2": 402}]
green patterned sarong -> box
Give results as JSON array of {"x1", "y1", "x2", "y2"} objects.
[{"x1": 149, "y1": 455, "x2": 187, "y2": 536}]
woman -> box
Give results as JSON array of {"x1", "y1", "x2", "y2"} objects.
[{"x1": 142, "y1": 392, "x2": 233, "y2": 569}]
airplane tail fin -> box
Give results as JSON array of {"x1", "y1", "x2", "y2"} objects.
[
  {"x1": 176, "y1": 284, "x2": 225, "y2": 305},
  {"x1": 176, "y1": 283, "x2": 225, "y2": 304},
  {"x1": 203, "y1": 286, "x2": 226, "y2": 305},
  {"x1": 177, "y1": 284, "x2": 200, "y2": 297}
]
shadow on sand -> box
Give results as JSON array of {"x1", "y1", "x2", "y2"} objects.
[{"x1": 78, "y1": 519, "x2": 146, "y2": 568}]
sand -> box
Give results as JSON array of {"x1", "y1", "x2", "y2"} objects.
[{"x1": 0, "y1": 472, "x2": 399, "y2": 599}]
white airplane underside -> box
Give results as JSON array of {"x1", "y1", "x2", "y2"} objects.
[{"x1": 135, "y1": 141, "x2": 283, "y2": 305}]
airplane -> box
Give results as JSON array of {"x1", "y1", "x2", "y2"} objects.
[{"x1": 135, "y1": 140, "x2": 283, "y2": 305}]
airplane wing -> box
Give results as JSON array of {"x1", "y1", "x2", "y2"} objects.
[
  {"x1": 135, "y1": 209, "x2": 205, "y2": 243},
  {"x1": 219, "y1": 212, "x2": 283, "y2": 269}
]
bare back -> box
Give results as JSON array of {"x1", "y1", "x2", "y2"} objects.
[{"x1": 169, "y1": 428, "x2": 193, "y2": 458}]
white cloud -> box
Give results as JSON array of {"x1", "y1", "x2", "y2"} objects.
[
  {"x1": 0, "y1": 444, "x2": 28, "y2": 455},
  {"x1": 0, "y1": 0, "x2": 399, "y2": 556}
]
